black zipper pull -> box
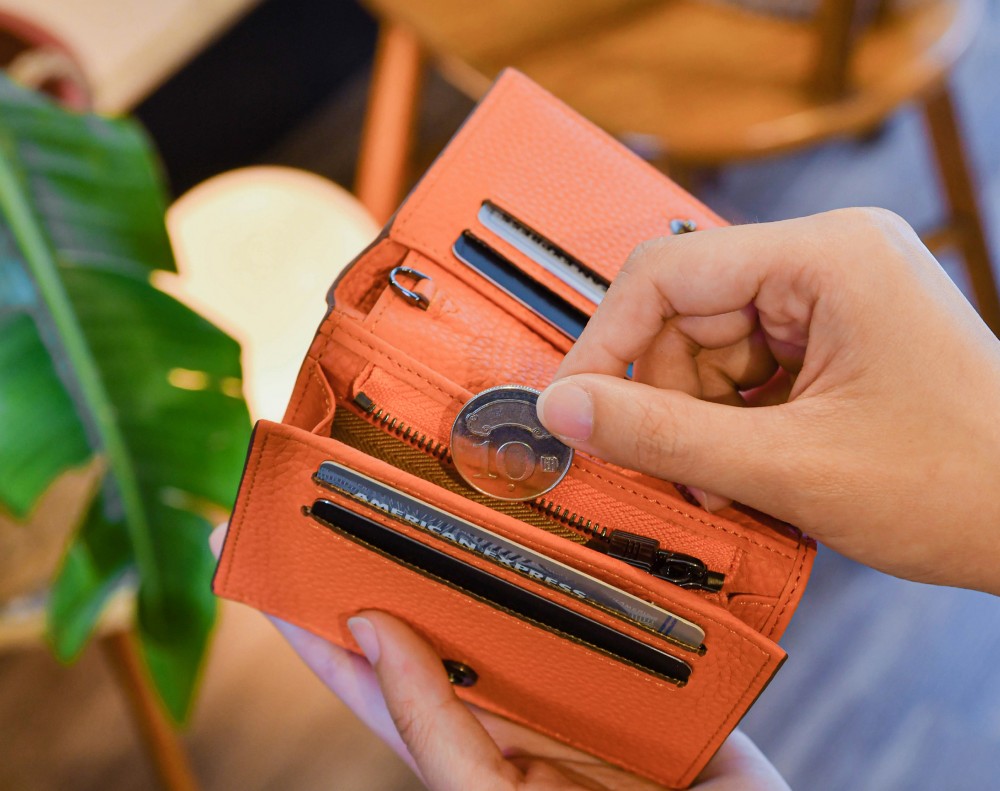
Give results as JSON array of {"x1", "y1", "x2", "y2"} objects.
[{"x1": 586, "y1": 529, "x2": 725, "y2": 593}]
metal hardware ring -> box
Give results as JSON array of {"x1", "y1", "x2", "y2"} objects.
[{"x1": 388, "y1": 266, "x2": 432, "y2": 310}]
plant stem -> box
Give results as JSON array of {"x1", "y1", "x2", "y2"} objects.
[{"x1": 0, "y1": 150, "x2": 161, "y2": 603}]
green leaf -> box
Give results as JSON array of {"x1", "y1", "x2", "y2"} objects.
[
  {"x1": 0, "y1": 311, "x2": 90, "y2": 516},
  {"x1": 138, "y1": 503, "x2": 218, "y2": 723},
  {"x1": 47, "y1": 490, "x2": 131, "y2": 661},
  {"x1": 0, "y1": 76, "x2": 249, "y2": 722}
]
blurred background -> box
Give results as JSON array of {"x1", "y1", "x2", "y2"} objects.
[{"x1": 1, "y1": 0, "x2": 1000, "y2": 789}]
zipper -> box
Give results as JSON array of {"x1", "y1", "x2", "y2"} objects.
[
  {"x1": 346, "y1": 392, "x2": 725, "y2": 593},
  {"x1": 353, "y1": 391, "x2": 451, "y2": 461}
]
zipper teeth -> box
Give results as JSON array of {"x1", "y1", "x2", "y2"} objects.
[
  {"x1": 534, "y1": 498, "x2": 608, "y2": 539},
  {"x1": 360, "y1": 402, "x2": 452, "y2": 462},
  {"x1": 350, "y1": 393, "x2": 721, "y2": 592},
  {"x1": 353, "y1": 395, "x2": 603, "y2": 535}
]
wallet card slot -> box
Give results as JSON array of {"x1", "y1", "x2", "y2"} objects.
[
  {"x1": 307, "y1": 497, "x2": 692, "y2": 684},
  {"x1": 452, "y1": 230, "x2": 590, "y2": 342},
  {"x1": 215, "y1": 417, "x2": 790, "y2": 790},
  {"x1": 313, "y1": 459, "x2": 707, "y2": 653},
  {"x1": 476, "y1": 201, "x2": 609, "y2": 307}
]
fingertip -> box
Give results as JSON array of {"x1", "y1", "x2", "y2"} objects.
[
  {"x1": 209, "y1": 523, "x2": 228, "y2": 558},
  {"x1": 685, "y1": 487, "x2": 733, "y2": 513},
  {"x1": 537, "y1": 379, "x2": 594, "y2": 442},
  {"x1": 347, "y1": 616, "x2": 381, "y2": 665},
  {"x1": 353, "y1": 610, "x2": 444, "y2": 675}
]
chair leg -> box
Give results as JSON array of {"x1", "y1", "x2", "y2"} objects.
[
  {"x1": 101, "y1": 631, "x2": 199, "y2": 791},
  {"x1": 355, "y1": 23, "x2": 425, "y2": 225},
  {"x1": 921, "y1": 83, "x2": 1000, "y2": 335}
]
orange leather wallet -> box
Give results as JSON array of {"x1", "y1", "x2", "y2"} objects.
[{"x1": 214, "y1": 70, "x2": 816, "y2": 789}]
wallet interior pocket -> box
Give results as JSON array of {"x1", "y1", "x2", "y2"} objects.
[
  {"x1": 283, "y1": 311, "x2": 812, "y2": 635},
  {"x1": 307, "y1": 496, "x2": 693, "y2": 683}
]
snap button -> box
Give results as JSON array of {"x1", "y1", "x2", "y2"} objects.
[{"x1": 443, "y1": 659, "x2": 478, "y2": 687}]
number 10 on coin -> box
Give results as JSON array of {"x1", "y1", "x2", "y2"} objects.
[{"x1": 451, "y1": 385, "x2": 574, "y2": 501}]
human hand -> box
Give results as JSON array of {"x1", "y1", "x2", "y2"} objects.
[
  {"x1": 278, "y1": 610, "x2": 789, "y2": 791},
  {"x1": 536, "y1": 208, "x2": 1000, "y2": 594}
]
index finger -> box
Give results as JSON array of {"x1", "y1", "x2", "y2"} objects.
[{"x1": 556, "y1": 216, "x2": 821, "y2": 380}]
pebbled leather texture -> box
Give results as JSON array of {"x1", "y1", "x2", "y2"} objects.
[
  {"x1": 215, "y1": 70, "x2": 816, "y2": 789},
  {"x1": 217, "y1": 422, "x2": 788, "y2": 789}
]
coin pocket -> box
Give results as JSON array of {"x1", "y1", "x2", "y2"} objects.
[{"x1": 287, "y1": 311, "x2": 809, "y2": 630}]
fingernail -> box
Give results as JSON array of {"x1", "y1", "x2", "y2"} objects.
[
  {"x1": 686, "y1": 487, "x2": 711, "y2": 510},
  {"x1": 347, "y1": 616, "x2": 380, "y2": 664},
  {"x1": 537, "y1": 381, "x2": 594, "y2": 441},
  {"x1": 686, "y1": 487, "x2": 730, "y2": 513},
  {"x1": 208, "y1": 523, "x2": 227, "y2": 559}
]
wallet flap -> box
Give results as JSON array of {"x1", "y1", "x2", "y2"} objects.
[
  {"x1": 216, "y1": 420, "x2": 788, "y2": 789},
  {"x1": 388, "y1": 69, "x2": 726, "y2": 288}
]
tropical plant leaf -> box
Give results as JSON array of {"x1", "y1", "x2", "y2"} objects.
[
  {"x1": 0, "y1": 76, "x2": 249, "y2": 722},
  {"x1": 47, "y1": 489, "x2": 131, "y2": 659},
  {"x1": 0, "y1": 310, "x2": 91, "y2": 516}
]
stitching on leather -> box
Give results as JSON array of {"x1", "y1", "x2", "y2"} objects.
[
  {"x1": 573, "y1": 464, "x2": 796, "y2": 560},
  {"x1": 766, "y1": 540, "x2": 810, "y2": 641},
  {"x1": 336, "y1": 321, "x2": 461, "y2": 401},
  {"x1": 367, "y1": 292, "x2": 391, "y2": 335},
  {"x1": 310, "y1": 363, "x2": 332, "y2": 418},
  {"x1": 286, "y1": 356, "x2": 318, "y2": 426},
  {"x1": 220, "y1": 430, "x2": 272, "y2": 583}
]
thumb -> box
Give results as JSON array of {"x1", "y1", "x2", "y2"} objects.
[
  {"x1": 536, "y1": 374, "x2": 785, "y2": 505},
  {"x1": 347, "y1": 611, "x2": 516, "y2": 791}
]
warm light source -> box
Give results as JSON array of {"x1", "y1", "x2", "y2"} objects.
[{"x1": 159, "y1": 166, "x2": 379, "y2": 421}]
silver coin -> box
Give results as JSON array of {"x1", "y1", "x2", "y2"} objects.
[{"x1": 451, "y1": 385, "x2": 574, "y2": 501}]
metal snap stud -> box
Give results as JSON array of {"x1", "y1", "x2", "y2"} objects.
[
  {"x1": 670, "y1": 218, "x2": 698, "y2": 235},
  {"x1": 443, "y1": 659, "x2": 478, "y2": 687}
]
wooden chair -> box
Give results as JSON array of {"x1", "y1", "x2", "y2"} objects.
[{"x1": 354, "y1": 0, "x2": 1000, "y2": 334}]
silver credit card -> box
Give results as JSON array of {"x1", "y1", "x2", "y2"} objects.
[
  {"x1": 314, "y1": 460, "x2": 705, "y2": 651},
  {"x1": 478, "y1": 201, "x2": 609, "y2": 305}
]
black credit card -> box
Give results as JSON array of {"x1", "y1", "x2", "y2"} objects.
[
  {"x1": 308, "y1": 498, "x2": 691, "y2": 685},
  {"x1": 453, "y1": 231, "x2": 590, "y2": 341}
]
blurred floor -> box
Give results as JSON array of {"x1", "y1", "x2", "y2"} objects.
[
  {"x1": 0, "y1": 601, "x2": 421, "y2": 791},
  {"x1": 3, "y1": 3, "x2": 1000, "y2": 791}
]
